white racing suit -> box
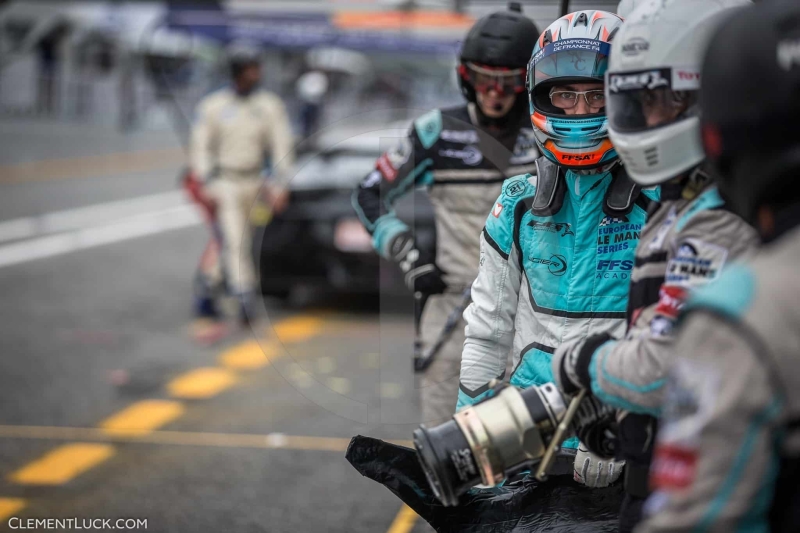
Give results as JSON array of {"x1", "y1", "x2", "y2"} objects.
[
  {"x1": 459, "y1": 158, "x2": 660, "y2": 453},
  {"x1": 190, "y1": 87, "x2": 294, "y2": 298},
  {"x1": 638, "y1": 223, "x2": 800, "y2": 533},
  {"x1": 352, "y1": 104, "x2": 539, "y2": 424},
  {"x1": 553, "y1": 177, "x2": 758, "y2": 530}
]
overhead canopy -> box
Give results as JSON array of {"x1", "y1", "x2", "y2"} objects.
[{"x1": 165, "y1": 7, "x2": 473, "y2": 55}]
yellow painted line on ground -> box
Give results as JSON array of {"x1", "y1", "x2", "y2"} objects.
[
  {"x1": 9, "y1": 443, "x2": 115, "y2": 485},
  {"x1": 271, "y1": 315, "x2": 324, "y2": 344},
  {"x1": 218, "y1": 339, "x2": 275, "y2": 370},
  {"x1": 0, "y1": 148, "x2": 184, "y2": 184},
  {"x1": 0, "y1": 498, "x2": 26, "y2": 521},
  {"x1": 0, "y1": 425, "x2": 414, "y2": 451},
  {"x1": 99, "y1": 400, "x2": 185, "y2": 437},
  {"x1": 386, "y1": 504, "x2": 419, "y2": 533},
  {"x1": 167, "y1": 367, "x2": 238, "y2": 399}
]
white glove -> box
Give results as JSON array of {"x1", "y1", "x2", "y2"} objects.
[{"x1": 573, "y1": 444, "x2": 624, "y2": 488}]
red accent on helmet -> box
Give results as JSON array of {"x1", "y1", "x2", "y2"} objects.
[
  {"x1": 543, "y1": 138, "x2": 615, "y2": 168},
  {"x1": 702, "y1": 123, "x2": 723, "y2": 159},
  {"x1": 531, "y1": 111, "x2": 548, "y2": 132},
  {"x1": 590, "y1": 11, "x2": 606, "y2": 27}
]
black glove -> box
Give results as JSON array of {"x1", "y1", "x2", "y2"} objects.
[
  {"x1": 552, "y1": 333, "x2": 613, "y2": 395},
  {"x1": 389, "y1": 232, "x2": 447, "y2": 295}
]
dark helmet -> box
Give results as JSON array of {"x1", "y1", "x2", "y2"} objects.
[
  {"x1": 457, "y1": 3, "x2": 539, "y2": 104},
  {"x1": 227, "y1": 41, "x2": 261, "y2": 79},
  {"x1": 700, "y1": 0, "x2": 800, "y2": 226}
]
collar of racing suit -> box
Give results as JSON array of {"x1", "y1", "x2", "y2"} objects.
[{"x1": 764, "y1": 202, "x2": 800, "y2": 244}]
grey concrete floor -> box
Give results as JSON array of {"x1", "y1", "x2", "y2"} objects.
[{"x1": 0, "y1": 119, "x2": 435, "y2": 533}]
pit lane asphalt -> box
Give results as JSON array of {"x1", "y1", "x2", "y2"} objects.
[{"x1": 0, "y1": 119, "x2": 434, "y2": 533}]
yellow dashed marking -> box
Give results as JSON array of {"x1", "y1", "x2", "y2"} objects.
[
  {"x1": 0, "y1": 498, "x2": 26, "y2": 520},
  {"x1": 315, "y1": 357, "x2": 336, "y2": 374},
  {"x1": 167, "y1": 367, "x2": 238, "y2": 399},
  {"x1": 0, "y1": 424, "x2": 414, "y2": 451},
  {"x1": 218, "y1": 340, "x2": 274, "y2": 370},
  {"x1": 99, "y1": 400, "x2": 185, "y2": 437},
  {"x1": 271, "y1": 316, "x2": 324, "y2": 344},
  {"x1": 326, "y1": 377, "x2": 351, "y2": 395},
  {"x1": 9, "y1": 443, "x2": 115, "y2": 485},
  {"x1": 386, "y1": 504, "x2": 419, "y2": 533}
]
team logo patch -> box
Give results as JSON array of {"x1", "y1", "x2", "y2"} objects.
[
  {"x1": 665, "y1": 239, "x2": 728, "y2": 287},
  {"x1": 492, "y1": 203, "x2": 504, "y2": 218},
  {"x1": 597, "y1": 219, "x2": 642, "y2": 255},
  {"x1": 529, "y1": 220, "x2": 574, "y2": 237},
  {"x1": 530, "y1": 254, "x2": 567, "y2": 276}
]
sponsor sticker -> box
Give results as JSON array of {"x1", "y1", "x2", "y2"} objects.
[
  {"x1": 608, "y1": 69, "x2": 670, "y2": 93},
  {"x1": 529, "y1": 220, "x2": 574, "y2": 237},
  {"x1": 665, "y1": 239, "x2": 728, "y2": 287},
  {"x1": 438, "y1": 146, "x2": 483, "y2": 166},
  {"x1": 530, "y1": 254, "x2": 568, "y2": 276},
  {"x1": 440, "y1": 129, "x2": 480, "y2": 144},
  {"x1": 778, "y1": 38, "x2": 800, "y2": 71},
  {"x1": 376, "y1": 154, "x2": 398, "y2": 182},
  {"x1": 492, "y1": 202, "x2": 504, "y2": 218},
  {"x1": 651, "y1": 357, "x2": 720, "y2": 490},
  {"x1": 621, "y1": 37, "x2": 649, "y2": 56},
  {"x1": 654, "y1": 285, "x2": 687, "y2": 320}
]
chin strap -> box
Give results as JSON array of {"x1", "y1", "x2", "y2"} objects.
[{"x1": 532, "y1": 159, "x2": 657, "y2": 220}]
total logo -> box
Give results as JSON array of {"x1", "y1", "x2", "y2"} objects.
[
  {"x1": 530, "y1": 254, "x2": 568, "y2": 276},
  {"x1": 596, "y1": 258, "x2": 633, "y2": 279}
]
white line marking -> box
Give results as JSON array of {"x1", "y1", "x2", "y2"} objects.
[
  {"x1": 0, "y1": 204, "x2": 201, "y2": 268},
  {"x1": 0, "y1": 191, "x2": 187, "y2": 244}
]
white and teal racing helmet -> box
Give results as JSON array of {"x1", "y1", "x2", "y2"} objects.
[{"x1": 528, "y1": 11, "x2": 624, "y2": 170}]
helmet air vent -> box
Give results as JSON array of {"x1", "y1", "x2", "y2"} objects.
[
  {"x1": 542, "y1": 29, "x2": 553, "y2": 46},
  {"x1": 644, "y1": 147, "x2": 659, "y2": 167},
  {"x1": 574, "y1": 12, "x2": 588, "y2": 27}
]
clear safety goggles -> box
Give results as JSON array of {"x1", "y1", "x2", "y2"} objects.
[
  {"x1": 549, "y1": 88, "x2": 606, "y2": 110},
  {"x1": 462, "y1": 62, "x2": 526, "y2": 96}
]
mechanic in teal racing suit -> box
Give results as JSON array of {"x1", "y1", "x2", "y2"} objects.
[{"x1": 458, "y1": 10, "x2": 659, "y2": 488}]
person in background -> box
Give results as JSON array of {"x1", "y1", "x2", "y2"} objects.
[
  {"x1": 189, "y1": 41, "x2": 295, "y2": 331},
  {"x1": 550, "y1": 1, "x2": 756, "y2": 531},
  {"x1": 353, "y1": 4, "x2": 540, "y2": 424},
  {"x1": 639, "y1": 1, "x2": 800, "y2": 531}
]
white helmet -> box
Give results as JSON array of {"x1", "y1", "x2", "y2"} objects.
[
  {"x1": 606, "y1": 0, "x2": 751, "y2": 185},
  {"x1": 616, "y1": 0, "x2": 645, "y2": 19}
]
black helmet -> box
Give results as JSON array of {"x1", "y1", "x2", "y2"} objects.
[
  {"x1": 227, "y1": 41, "x2": 261, "y2": 79},
  {"x1": 457, "y1": 3, "x2": 539, "y2": 104},
  {"x1": 700, "y1": 0, "x2": 800, "y2": 227}
]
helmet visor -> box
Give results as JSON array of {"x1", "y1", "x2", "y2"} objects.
[
  {"x1": 530, "y1": 39, "x2": 611, "y2": 87},
  {"x1": 607, "y1": 67, "x2": 700, "y2": 133}
]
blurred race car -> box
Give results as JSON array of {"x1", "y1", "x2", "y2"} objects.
[{"x1": 256, "y1": 124, "x2": 435, "y2": 300}]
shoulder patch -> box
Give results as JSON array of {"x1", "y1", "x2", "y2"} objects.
[
  {"x1": 484, "y1": 174, "x2": 535, "y2": 255},
  {"x1": 503, "y1": 175, "x2": 534, "y2": 198},
  {"x1": 676, "y1": 187, "x2": 724, "y2": 232},
  {"x1": 414, "y1": 109, "x2": 443, "y2": 150},
  {"x1": 683, "y1": 263, "x2": 755, "y2": 320}
]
